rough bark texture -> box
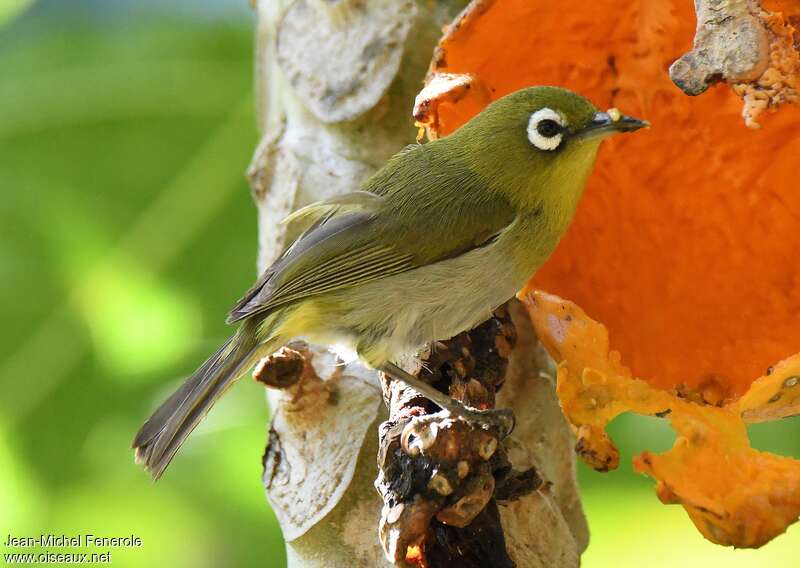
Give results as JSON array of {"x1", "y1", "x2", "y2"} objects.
[
  {"x1": 376, "y1": 307, "x2": 522, "y2": 566},
  {"x1": 669, "y1": 0, "x2": 799, "y2": 128},
  {"x1": 250, "y1": 1, "x2": 589, "y2": 565},
  {"x1": 376, "y1": 301, "x2": 589, "y2": 566},
  {"x1": 669, "y1": 0, "x2": 770, "y2": 96}
]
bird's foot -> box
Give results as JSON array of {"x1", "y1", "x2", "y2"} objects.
[
  {"x1": 379, "y1": 361, "x2": 515, "y2": 439},
  {"x1": 455, "y1": 405, "x2": 515, "y2": 439}
]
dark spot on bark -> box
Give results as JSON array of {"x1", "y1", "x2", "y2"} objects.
[
  {"x1": 361, "y1": 37, "x2": 385, "y2": 62},
  {"x1": 262, "y1": 427, "x2": 290, "y2": 489},
  {"x1": 385, "y1": 448, "x2": 439, "y2": 501},
  {"x1": 321, "y1": 79, "x2": 362, "y2": 110},
  {"x1": 426, "y1": 501, "x2": 514, "y2": 568},
  {"x1": 495, "y1": 467, "x2": 543, "y2": 502}
]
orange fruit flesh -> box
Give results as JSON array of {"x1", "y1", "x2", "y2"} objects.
[{"x1": 427, "y1": 0, "x2": 800, "y2": 398}]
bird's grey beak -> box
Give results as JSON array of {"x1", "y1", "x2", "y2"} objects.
[{"x1": 577, "y1": 110, "x2": 649, "y2": 140}]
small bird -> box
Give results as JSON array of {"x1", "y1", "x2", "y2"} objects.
[{"x1": 133, "y1": 86, "x2": 647, "y2": 479}]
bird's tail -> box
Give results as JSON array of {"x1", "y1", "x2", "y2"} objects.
[{"x1": 132, "y1": 319, "x2": 276, "y2": 480}]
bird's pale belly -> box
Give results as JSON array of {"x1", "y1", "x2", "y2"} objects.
[{"x1": 317, "y1": 237, "x2": 533, "y2": 366}]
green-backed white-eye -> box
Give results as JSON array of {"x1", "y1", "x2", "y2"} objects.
[{"x1": 133, "y1": 86, "x2": 648, "y2": 479}]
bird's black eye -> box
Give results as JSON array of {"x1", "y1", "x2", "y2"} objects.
[{"x1": 536, "y1": 119, "x2": 562, "y2": 138}]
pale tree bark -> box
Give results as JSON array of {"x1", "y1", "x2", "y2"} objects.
[{"x1": 249, "y1": 1, "x2": 589, "y2": 566}]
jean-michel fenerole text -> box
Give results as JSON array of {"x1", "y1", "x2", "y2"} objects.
[{"x1": 5, "y1": 533, "x2": 143, "y2": 548}]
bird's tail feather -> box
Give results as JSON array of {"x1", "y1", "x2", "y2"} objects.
[{"x1": 132, "y1": 320, "x2": 274, "y2": 480}]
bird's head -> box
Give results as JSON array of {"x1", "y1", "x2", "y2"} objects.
[{"x1": 453, "y1": 86, "x2": 648, "y2": 217}]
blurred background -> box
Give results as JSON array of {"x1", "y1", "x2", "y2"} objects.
[{"x1": 0, "y1": 1, "x2": 798, "y2": 566}]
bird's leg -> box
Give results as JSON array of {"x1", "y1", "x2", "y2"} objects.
[{"x1": 378, "y1": 361, "x2": 515, "y2": 438}]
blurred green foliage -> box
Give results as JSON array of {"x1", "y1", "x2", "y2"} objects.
[
  {"x1": 0, "y1": 2, "x2": 798, "y2": 567},
  {"x1": 0, "y1": 2, "x2": 284, "y2": 566}
]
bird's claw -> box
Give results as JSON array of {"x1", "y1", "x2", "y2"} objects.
[
  {"x1": 379, "y1": 361, "x2": 515, "y2": 438},
  {"x1": 447, "y1": 404, "x2": 515, "y2": 439}
]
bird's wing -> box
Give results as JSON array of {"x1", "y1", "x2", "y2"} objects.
[
  {"x1": 227, "y1": 192, "x2": 385, "y2": 321},
  {"x1": 227, "y1": 150, "x2": 517, "y2": 324}
]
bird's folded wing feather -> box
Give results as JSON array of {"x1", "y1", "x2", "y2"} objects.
[
  {"x1": 227, "y1": 164, "x2": 516, "y2": 324},
  {"x1": 280, "y1": 190, "x2": 385, "y2": 227}
]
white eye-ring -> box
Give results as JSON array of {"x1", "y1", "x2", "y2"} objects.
[{"x1": 527, "y1": 107, "x2": 567, "y2": 151}]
